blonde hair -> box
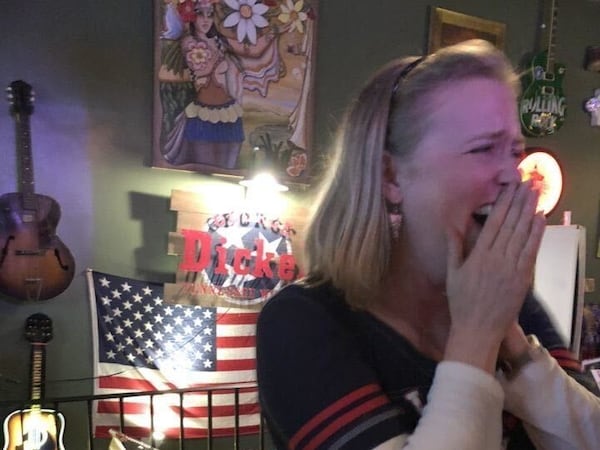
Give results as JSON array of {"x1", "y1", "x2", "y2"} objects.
[{"x1": 304, "y1": 39, "x2": 520, "y2": 308}]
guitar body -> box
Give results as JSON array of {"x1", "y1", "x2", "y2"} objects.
[
  {"x1": 519, "y1": 50, "x2": 566, "y2": 137},
  {"x1": 0, "y1": 192, "x2": 75, "y2": 301},
  {"x1": 2, "y1": 409, "x2": 65, "y2": 450}
]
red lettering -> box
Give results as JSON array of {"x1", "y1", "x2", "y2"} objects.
[
  {"x1": 179, "y1": 222, "x2": 299, "y2": 285},
  {"x1": 197, "y1": 283, "x2": 215, "y2": 294},
  {"x1": 278, "y1": 254, "x2": 296, "y2": 281},
  {"x1": 177, "y1": 282, "x2": 194, "y2": 295},
  {"x1": 179, "y1": 230, "x2": 214, "y2": 271},
  {"x1": 215, "y1": 244, "x2": 228, "y2": 275},
  {"x1": 233, "y1": 248, "x2": 251, "y2": 275},
  {"x1": 252, "y1": 238, "x2": 274, "y2": 278}
]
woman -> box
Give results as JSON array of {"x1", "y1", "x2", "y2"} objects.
[
  {"x1": 162, "y1": 0, "x2": 245, "y2": 169},
  {"x1": 256, "y1": 40, "x2": 600, "y2": 449},
  {"x1": 161, "y1": 0, "x2": 280, "y2": 170}
]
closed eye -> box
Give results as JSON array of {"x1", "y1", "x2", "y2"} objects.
[
  {"x1": 468, "y1": 145, "x2": 493, "y2": 154},
  {"x1": 513, "y1": 148, "x2": 526, "y2": 160}
]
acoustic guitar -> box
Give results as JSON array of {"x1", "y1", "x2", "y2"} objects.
[
  {"x1": 519, "y1": 0, "x2": 566, "y2": 137},
  {"x1": 0, "y1": 81, "x2": 75, "y2": 301},
  {"x1": 3, "y1": 313, "x2": 66, "y2": 450}
]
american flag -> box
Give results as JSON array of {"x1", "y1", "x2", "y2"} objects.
[{"x1": 87, "y1": 270, "x2": 260, "y2": 439}]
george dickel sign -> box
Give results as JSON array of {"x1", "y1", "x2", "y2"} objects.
[{"x1": 165, "y1": 211, "x2": 299, "y2": 308}]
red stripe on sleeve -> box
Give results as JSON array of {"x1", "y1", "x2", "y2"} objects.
[
  {"x1": 304, "y1": 395, "x2": 390, "y2": 450},
  {"x1": 289, "y1": 384, "x2": 384, "y2": 449}
]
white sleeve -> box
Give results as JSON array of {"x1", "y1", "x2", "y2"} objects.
[
  {"x1": 501, "y1": 349, "x2": 600, "y2": 450},
  {"x1": 398, "y1": 361, "x2": 504, "y2": 450}
]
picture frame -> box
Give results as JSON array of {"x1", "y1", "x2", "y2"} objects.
[
  {"x1": 151, "y1": 0, "x2": 319, "y2": 186},
  {"x1": 428, "y1": 7, "x2": 506, "y2": 53}
]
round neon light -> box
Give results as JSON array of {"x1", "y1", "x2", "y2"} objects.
[{"x1": 518, "y1": 148, "x2": 563, "y2": 215}]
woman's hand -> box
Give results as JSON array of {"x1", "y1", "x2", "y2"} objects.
[
  {"x1": 444, "y1": 181, "x2": 546, "y2": 371},
  {"x1": 499, "y1": 322, "x2": 530, "y2": 362}
]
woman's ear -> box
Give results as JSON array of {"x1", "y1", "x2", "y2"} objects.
[{"x1": 382, "y1": 151, "x2": 403, "y2": 204}]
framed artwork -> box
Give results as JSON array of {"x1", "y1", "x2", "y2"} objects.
[
  {"x1": 152, "y1": 0, "x2": 318, "y2": 185},
  {"x1": 428, "y1": 7, "x2": 505, "y2": 53}
]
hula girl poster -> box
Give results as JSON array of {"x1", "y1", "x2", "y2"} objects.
[{"x1": 152, "y1": 0, "x2": 318, "y2": 184}]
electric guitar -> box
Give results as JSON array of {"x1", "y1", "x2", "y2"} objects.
[
  {"x1": 0, "y1": 80, "x2": 75, "y2": 301},
  {"x1": 3, "y1": 313, "x2": 65, "y2": 450},
  {"x1": 519, "y1": 0, "x2": 566, "y2": 137}
]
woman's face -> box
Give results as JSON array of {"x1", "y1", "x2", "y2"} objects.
[
  {"x1": 195, "y1": 8, "x2": 214, "y2": 35},
  {"x1": 394, "y1": 76, "x2": 525, "y2": 285}
]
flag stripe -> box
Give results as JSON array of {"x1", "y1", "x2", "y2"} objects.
[
  {"x1": 217, "y1": 324, "x2": 257, "y2": 336},
  {"x1": 99, "y1": 376, "x2": 160, "y2": 392},
  {"x1": 97, "y1": 390, "x2": 259, "y2": 409},
  {"x1": 95, "y1": 425, "x2": 261, "y2": 439},
  {"x1": 97, "y1": 363, "x2": 257, "y2": 387},
  {"x1": 97, "y1": 401, "x2": 259, "y2": 417},
  {"x1": 217, "y1": 312, "x2": 260, "y2": 325},
  {"x1": 94, "y1": 414, "x2": 261, "y2": 428},
  {"x1": 215, "y1": 335, "x2": 256, "y2": 348},
  {"x1": 216, "y1": 347, "x2": 256, "y2": 360},
  {"x1": 216, "y1": 358, "x2": 256, "y2": 371}
]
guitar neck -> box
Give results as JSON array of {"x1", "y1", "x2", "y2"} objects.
[
  {"x1": 545, "y1": 0, "x2": 558, "y2": 71},
  {"x1": 30, "y1": 343, "x2": 47, "y2": 405},
  {"x1": 14, "y1": 111, "x2": 37, "y2": 210}
]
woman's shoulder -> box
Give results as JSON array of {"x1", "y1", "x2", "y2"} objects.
[
  {"x1": 257, "y1": 281, "x2": 354, "y2": 335},
  {"x1": 256, "y1": 282, "x2": 362, "y2": 369},
  {"x1": 261, "y1": 281, "x2": 347, "y2": 317}
]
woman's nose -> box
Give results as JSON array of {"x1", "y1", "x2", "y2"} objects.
[{"x1": 497, "y1": 157, "x2": 522, "y2": 185}]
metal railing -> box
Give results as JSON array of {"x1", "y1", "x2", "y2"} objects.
[{"x1": 0, "y1": 384, "x2": 269, "y2": 450}]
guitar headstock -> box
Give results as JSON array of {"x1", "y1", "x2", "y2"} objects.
[
  {"x1": 6, "y1": 80, "x2": 34, "y2": 116},
  {"x1": 25, "y1": 313, "x2": 53, "y2": 344}
]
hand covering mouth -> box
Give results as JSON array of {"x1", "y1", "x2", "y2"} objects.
[{"x1": 472, "y1": 204, "x2": 493, "y2": 226}]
